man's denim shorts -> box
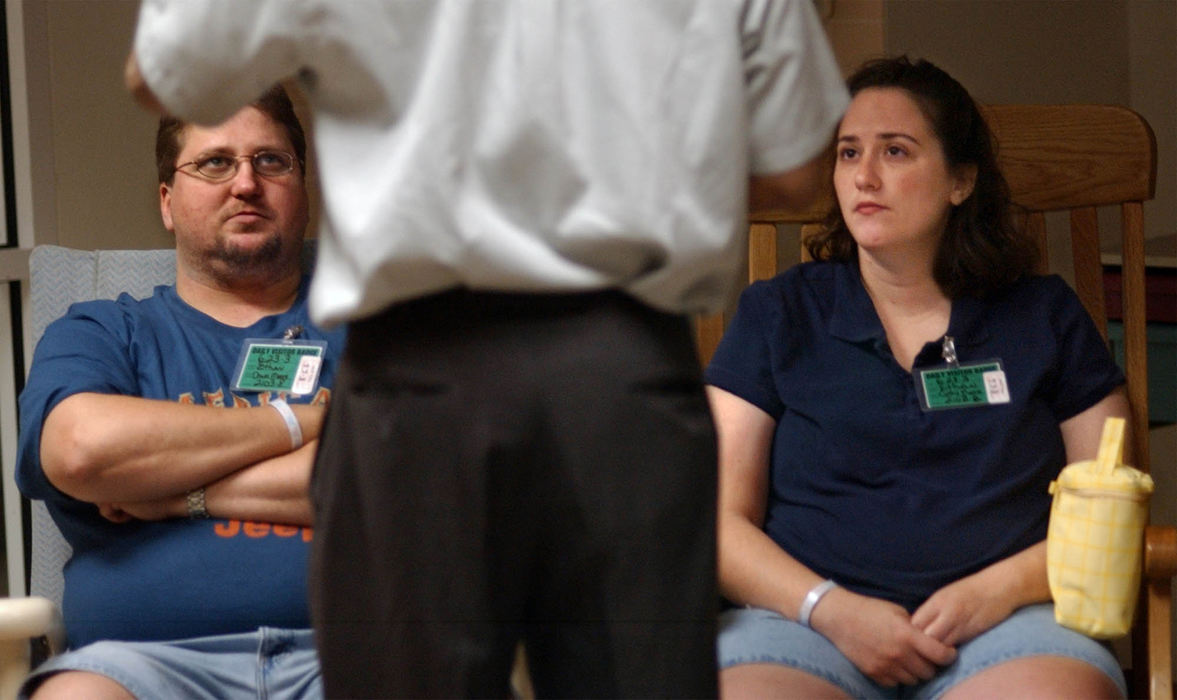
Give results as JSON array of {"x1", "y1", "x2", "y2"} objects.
[
  {"x1": 20, "y1": 626, "x2": 321, "y2": 699},
  {"x1": 718, "y1": 602, "x2": 1126, "y2": 699}
]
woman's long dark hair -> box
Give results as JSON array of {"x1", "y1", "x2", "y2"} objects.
[{"x1": 805, "y1": 56, "x2": 1038, "y2": 298}]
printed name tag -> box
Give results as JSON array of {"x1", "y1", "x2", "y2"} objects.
[
  {"x1": 917, "y1": 360, "x2": 1010, "y2": 411},
  {"x1": 233, "y1": 339, "x2": 327, "y2": 395}
]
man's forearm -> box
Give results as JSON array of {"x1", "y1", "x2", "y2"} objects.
[
  {"x1": 747, "y1": 150, "x2": 830, "y2": 214},
  {"x1": 42, "y1": 392, "x2": 323, "y2": 504},
  {"x1": 104, "y1": 441, "x2": 317, "y2": 527},
  {"x1": 202, "y1": 441, "x2": 316, "y2": 526}
]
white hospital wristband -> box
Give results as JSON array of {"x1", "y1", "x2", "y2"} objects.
[
  {"x1": 269, "y1": 399, "x2": 303, "y2": 450},
  {"x1": 799, "y1": 579, "x2": 838, "y2": 628}
]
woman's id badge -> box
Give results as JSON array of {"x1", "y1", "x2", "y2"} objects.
[
  {"x1": 232, "y1": 338, "x2": 327, "y2": 396},
  {"x1": 917, "y1": 359, "x2": 1010, "y2": 411},
  {"x1": 915, "y1": 336, "x2": 1010, "y2": 411}
]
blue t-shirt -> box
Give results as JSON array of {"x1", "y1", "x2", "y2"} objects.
[
  {"x1": 705, "y1": 261, "x2": 1124, "y2": 611},
  {"x1": 16, "y1": 280, "x2": 346, "y2": 648}
]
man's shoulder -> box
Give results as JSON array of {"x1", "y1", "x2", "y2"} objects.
[{"x1": 49, "y1": 286, "x2": 175, "y2": 329}]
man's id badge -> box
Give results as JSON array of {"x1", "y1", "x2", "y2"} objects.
[
  {"x1": 917, "y1": 359, "x2": 1011, "y2": 411},
  {"x1": 233, "y1": 338, "x2": 327, "y2": 396}
]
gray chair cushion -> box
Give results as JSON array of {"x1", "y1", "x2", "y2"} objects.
[{"x1": 27, "y1": 247, "x2": 179, "y2": 605}]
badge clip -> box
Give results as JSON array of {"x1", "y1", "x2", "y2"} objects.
[{"x1": 942, "y1": 335, "x2": 960, "y2": 368}]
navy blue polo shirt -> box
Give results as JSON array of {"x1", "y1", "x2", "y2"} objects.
[{"x1": 705, "y1": 261, "x2": 1124, "y2": 611}]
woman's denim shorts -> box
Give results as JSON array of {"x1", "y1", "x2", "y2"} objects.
[{"x1": 718, "y1": 602, "x2": 1125, "y2": 698}]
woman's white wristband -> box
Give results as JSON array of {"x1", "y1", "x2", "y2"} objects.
[
  {"x1": 269, "y1": 398, "x2": 303, "y2": 450},
  {"x1": 799, "y1": 579, "x2": 838, "y2": 628}
]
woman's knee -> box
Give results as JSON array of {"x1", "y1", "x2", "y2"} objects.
[
  {"x1": 941, "y1": 656, "x2": 1124, "y2": 700},
  {"x1": 720, "y1": 662, "x2": 849, "y2": 700},
  {"x1": 27, "y1": 670, "x2": 135, "y2": 700}
]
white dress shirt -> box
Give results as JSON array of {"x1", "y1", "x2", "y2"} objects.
[{"x1": 134, "y1": 0, "x2": 848, "y2": 324}]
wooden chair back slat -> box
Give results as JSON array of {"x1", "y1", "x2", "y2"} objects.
[
  {"x1": 1121, "y1": 200, "x2": 1151, "y2": 468},
  {"x1": 1070, "y1": 206, "x2": 1107, "y2": 339},
  {"x1": 748, "y1": 223, "x2": 779, "y2": 284},
  {"x1": 1025, "y1": 211, "x2": 1050, "y2": 275},
  {"x1": 694, "y1": 314, "x2": 726, "y2": 367}
]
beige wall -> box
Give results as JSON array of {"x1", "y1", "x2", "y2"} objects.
[
  {"x1": 822, "y1": 0, "x2": 885, "y2": 76},
  {"x1": 43, "y1": 0, "x2": 163, "y2": 250},
  {"x1": 1126, "y1": 0, "x2": 1177, "y2": 254}
]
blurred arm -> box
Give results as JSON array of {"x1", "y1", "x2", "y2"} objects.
[{"x1": 124, "y1": 51, "x2": 167, "y2": 114}]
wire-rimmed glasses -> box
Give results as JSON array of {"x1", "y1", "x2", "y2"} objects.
[{"x1": 174, "y1": 150, "x2": 297, "y2": 182}]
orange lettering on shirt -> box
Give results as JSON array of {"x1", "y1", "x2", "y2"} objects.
[
  {"x1": 243, "y1": 521, "x2": 271, "y2": 538},
  {"x1": 203, "y1": 388, "x2": 226, "y2": 407},
  {"x1": 272, "y1": 525, "x2": 299, "y2": 538},
  {"x1": 213, "y1": 519, "x2": 312, "y2": 542},
  {"x1": 177, "y1": 393, "x2": 195, "y2": 405}
]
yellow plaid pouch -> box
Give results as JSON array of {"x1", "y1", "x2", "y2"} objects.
[{"x1": 1047, "y1": 417, "x2": 1153, "y2": 638}]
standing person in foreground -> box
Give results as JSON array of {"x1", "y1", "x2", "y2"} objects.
[
  {"x1": 125, "y1": 1, "x2": 849, "y2": 695},
  {"x1": 706, "y1": 56, "x2": 1128, "y2": 698},
  {"x1": 16, "y1": 86, "x2": 341, "y2": 699}
]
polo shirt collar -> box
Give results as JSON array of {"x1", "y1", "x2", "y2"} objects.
[
  {"x1": 827, "y1": 261, "x2": 993, "y2": 352},
  {"x1": 828, "y1": 262, "x2": 883, "y2": 343},
  {"x1": 943, "y1": 291, "x2": 992, "y2": 354}
]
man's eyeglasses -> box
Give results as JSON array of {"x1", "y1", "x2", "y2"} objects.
[{"x1": 174, "y1": 150, "x2": 298, "y2": 183}]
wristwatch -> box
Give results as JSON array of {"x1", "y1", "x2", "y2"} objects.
[{"x1": 185, "y1": 487, "x2": 210, "y2": 519}]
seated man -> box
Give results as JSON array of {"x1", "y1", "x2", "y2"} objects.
[{"x1": 16, "y1": 85, "x2": 343, "y2": 699}]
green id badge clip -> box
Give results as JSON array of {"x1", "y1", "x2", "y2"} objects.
[
  {"x1": 916, "y1": 336, "x2": 1010, "y2": 411},
  {"x1": 232, "y1": 338, "x2": 327, "y2": 396}
]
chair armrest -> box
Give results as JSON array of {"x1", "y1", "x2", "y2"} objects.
[
  {"x1": 1145, "y1": 525, "x2": 1177, "y2": 581},
  {"x1": 0, "y1": 597, "x2": 63, "y2": 700},
  {"x1": 1142, "y1": 525, "x2": 1176, "y2": 700},
  {"x1": 0, "y1": 597, "x2": 63, "y2": 650}
]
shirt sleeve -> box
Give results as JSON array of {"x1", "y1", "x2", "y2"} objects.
[
  {"x1": 132, "y1": 0, "x2": 309, "y2": 125},
  {"x1": 704, "y1": 280, "x2": 786, "y2": 419},
  {"x1": 741, "y1": 0, "x2": 849, "y2": 175},
  {"x1": 1042, "y1": 275, "x2": 1126, "y2": 422},
  {"x1": 16, "y1": 302, "x2": 140, "y2": 501}
]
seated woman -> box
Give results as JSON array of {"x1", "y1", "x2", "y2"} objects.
[{"x1": 706, "y1": 55, "x2": 1129, "y2": 698}]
